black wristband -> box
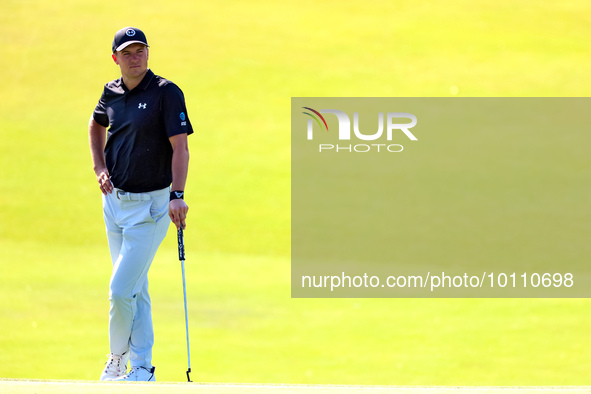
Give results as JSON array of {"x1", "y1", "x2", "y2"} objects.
[{"x1": 170, "y1": 190, "x2": 184, "y2": 200}]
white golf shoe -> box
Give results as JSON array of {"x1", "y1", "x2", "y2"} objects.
[
  {"x1": 115, "y1": 366, "x2": 156, "y2": 382},
  {"x1": 100, "y1": 351, "x2": 129, "y2": 381}
]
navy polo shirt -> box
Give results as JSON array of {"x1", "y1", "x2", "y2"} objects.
[{"x1": 93, "y1": 69, "x2": 193, "y2": 192}]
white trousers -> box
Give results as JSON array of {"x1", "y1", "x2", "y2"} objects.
[{"x1": 102, "y1": 187, "x2": 170, "y2": 369}]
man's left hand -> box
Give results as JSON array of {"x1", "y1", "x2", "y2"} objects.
[{"x1": 169, "y1": 199, "x2": 189, "y2": 230}]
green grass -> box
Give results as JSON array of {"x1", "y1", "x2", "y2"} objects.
[
  {"x1": 1, "y1": 0, "x2": 591, "y2": 386},
  {"x1": 1, "y1": 381, "x2": 589, "y2": 394}
]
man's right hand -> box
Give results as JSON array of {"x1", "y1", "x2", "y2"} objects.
[
  {"x1": 89, "y1": 118, "x2": 111, "y2": 195},
  {"x1": 96, "y1": 168, "x2": 113, "y2": 195}
]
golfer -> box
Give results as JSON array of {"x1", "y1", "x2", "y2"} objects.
[{"x1": 89, "y1": 26, "x2": 193, "y2": 381}]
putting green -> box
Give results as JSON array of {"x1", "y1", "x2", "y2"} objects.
[{"x1": 1, "y1": 380, "x2": 590, "y2": 394}]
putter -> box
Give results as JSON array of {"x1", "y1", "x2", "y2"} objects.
[{"x1": 177, "y1": 226, "x2": 192, "y2": 382}]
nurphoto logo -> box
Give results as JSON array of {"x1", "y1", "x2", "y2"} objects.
[{"x1": 302, "y1": 107, "x2": 418, "y2": 153}]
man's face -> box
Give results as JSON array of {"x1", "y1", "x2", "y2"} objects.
[{"x1": 112, "y1": 43, "x2": 149, "y2": 80}]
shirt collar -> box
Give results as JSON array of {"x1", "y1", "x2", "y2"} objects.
[
  {"x1": 136, "y1": 69, "x2": 155, "y2": 91},
  {"x1": 118, "y1": 69, "x2": 155, "y2": 92}
]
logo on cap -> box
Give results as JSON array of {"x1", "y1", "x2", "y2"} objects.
[{"x1": 126, "y1": 29, "x2": 136, "y2": 37}]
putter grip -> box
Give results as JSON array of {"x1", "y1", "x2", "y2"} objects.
[{"x1": 177, "y1": 228, "x2": 185, "y2": 261}]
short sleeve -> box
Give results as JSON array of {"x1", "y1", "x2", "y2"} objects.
[
  {"x1": 161, "y1": 83, "x2": 194, "y2": 138},
  {"x1": 92, "y1": 89, "x2": 110, "y2": 127}
]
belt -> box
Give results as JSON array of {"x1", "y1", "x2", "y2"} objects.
[{"x1": 116, "y1": 189, "x2": 153, "y2": 201}]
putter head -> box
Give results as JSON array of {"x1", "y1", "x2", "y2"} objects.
[{"x1": 186, "y1": 368, "x2": 192, "y2": 382}]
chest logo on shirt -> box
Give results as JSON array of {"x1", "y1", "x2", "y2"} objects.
[{"x1": 138, "y1": 103, "x2": 147, "y2": 109}]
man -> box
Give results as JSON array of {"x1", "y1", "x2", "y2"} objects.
[{"x1": 89, "y1": 27, "x2": 193, "y2": 382}]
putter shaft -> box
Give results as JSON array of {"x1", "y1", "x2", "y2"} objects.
[{"x1": 178, "y1": 227, "x2": 192, "y2": 382}]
